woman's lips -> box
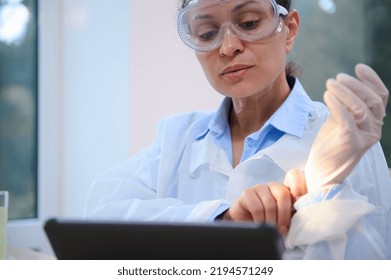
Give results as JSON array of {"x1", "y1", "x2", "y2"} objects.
[{"x1": 220, "y1": 64, "x2": 254, "y2": 80}]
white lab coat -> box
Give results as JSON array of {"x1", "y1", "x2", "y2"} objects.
[{"x1": 84, "y1": 86, "x2": 391, "y2": 259}]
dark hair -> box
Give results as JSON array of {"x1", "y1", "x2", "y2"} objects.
[
  {"x1": 276, "y1": 0, "x2": 291, "y2": 11},
  {"x1": 181, "y1": 0, "x2": 292, "y2": 10}
]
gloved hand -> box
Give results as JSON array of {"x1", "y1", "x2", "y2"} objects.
[{"x1": 304, "y1": 64, "x2": 389, "y2": 192}]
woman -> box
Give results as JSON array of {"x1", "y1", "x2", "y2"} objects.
[{"x1": 85, "y1": 0, "x2": 390, "y2": 259}]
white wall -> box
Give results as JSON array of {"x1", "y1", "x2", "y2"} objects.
[
  {"x1": 130, "y1": 1, "x2": 223, "y2": 154},
  {"x1": 60, "y1": 0, "x2": 132, "y2": 217}
]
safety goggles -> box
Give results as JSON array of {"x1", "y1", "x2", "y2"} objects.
[{"x1": 178, "y1": 0, "x2": 289, "y2": 52}]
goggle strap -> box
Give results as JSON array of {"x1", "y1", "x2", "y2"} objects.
[{"x1": 277, "y1": 5, "x2": 288, "y2": 16}]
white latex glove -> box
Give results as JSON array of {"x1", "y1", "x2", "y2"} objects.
[{"x1": 304, "y1": 64, "x2": 389, "y2": 192}]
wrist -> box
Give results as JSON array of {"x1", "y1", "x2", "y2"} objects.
[{"x1": 214, "y1": 209, "x2": 231, "y2": 221}]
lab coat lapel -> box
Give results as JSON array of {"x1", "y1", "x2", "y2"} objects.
[
  {"x1": 226, "y1": 153, "x2": 286, "y2": 201},
  {"x1": 225, "y1": 128, "x2": 319, "y2": 202},
  {"x1": 189, "y1": 134, "x2": 233, "y2": 178},
  {"x1": 264, "y1": 129, "x2": 318, "y2": 172}
]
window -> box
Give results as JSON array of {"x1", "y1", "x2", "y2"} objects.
[
  {"x1": 291, "y1": 0, "x2": 391, "y2": 166},
  {"x1": 0, "y1": 0, "x2": 38, "y2": 220},
  {"x1": 4, "y1": 0, "x2": 130, "y2": 254}
]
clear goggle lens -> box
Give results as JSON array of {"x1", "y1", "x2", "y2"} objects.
[{"x1": 178, "y1": 0, "x2": 288, "y2": 52}]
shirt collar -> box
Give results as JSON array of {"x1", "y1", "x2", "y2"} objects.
[
  {"x1": 195, "y1": 97, "x2": 231, "y2": 140},
  {"x1": 265, "y1": 78, "x2": 312, "y2": 138},
  {"x1": 196, "y1": 78, "x2": 312, "y2": 140}
]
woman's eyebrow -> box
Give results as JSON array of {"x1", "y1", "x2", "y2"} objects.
[
  {"x1": 232, "y1": 0, "x2": 258, "y2": 13},
  {"x1": 193, "y1": 1, "x2": 258, "y2": 21},
  {"x1": 194, "y1": 14, "x2": 213, "y2": 20}
]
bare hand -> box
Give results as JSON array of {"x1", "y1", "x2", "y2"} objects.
[
  {"x1": 222, "y1": 183, "x2": 293, "y2": 235},
  {"x1": 221, "y1": 169, "x2": 308, "y2": 235}
]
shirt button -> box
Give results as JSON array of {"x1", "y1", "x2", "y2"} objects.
[{"x1": 247, "y1": 139, "x2": 254, "y2": 147}]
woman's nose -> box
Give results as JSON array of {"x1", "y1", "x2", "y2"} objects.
[{"x1": 218, "y1": 27, "x2": 244, "y2": 57}]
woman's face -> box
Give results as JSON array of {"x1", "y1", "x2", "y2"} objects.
[{"x1": 195, "y1": 9, "x2": 299, "y2": 99}]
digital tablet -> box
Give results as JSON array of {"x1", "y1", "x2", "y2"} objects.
[{"x1": 44, "y1": 218, "x2": 283, "y2": 260}]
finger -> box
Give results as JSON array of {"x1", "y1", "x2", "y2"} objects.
[
  {"x1": 238, "y1": 188, "x2": 266, "y2": 222},
  {"x1": 355, "y1": 64, "x2": 389, "y2": 107},
  {"x1": 323, "y1": 85, "x2": 356, "y2": 127},
  {"x1": 325, "y1": 79, "x2": 374, "y2": 130},
  {"x1": 227, "y1": 198, "x2": 256, "y2": 222},
  {"x1": 336, "y1": 73, "x2": 385, "y2": 122},
  {"x1": 268, "y1": 183, "x2": 292, "y2": 236},
  {"x1": 253, "y1": 186, "x2": 277, "y2": 226},
  {"x1": 284, "y1": 169, "x2": 307, "y2": 200},
  {"x1": 228, "y1": 201, "x2": 251, "y2": 221}
]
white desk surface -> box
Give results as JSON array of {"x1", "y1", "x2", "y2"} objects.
[{"x1": 6, "y1": 245, "x2": 56, "y2": 260}]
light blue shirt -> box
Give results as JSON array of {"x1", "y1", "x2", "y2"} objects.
[{"x1": 198, "y1": 78, "x2": 310, "y2": 166}]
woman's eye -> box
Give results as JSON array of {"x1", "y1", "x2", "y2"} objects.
[
  {"x1": 239, "y1": 20, "x2": 260, "y2": 29},
  {"x1": 199, "y1": 30, "x2": 218, "y2": 41}
]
